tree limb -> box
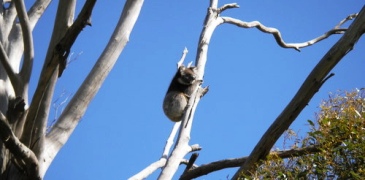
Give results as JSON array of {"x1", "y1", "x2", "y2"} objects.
[
  {"x1": 180, "y1": 145, "x2": 321, "y2": 180},
  {"x1": 220, "y1": 13, "x2": 357, "y2": 51},
  {"x1": 233, "y1": 6, "x2": 365, "y2": 179},
  {"x1": 177, "y1": 47, "x2": 188, "y2": 68},
  {"x1": 14, "y1": 0, "x2": 34, "y2": 99},
  {"x1": 21, "y1": 0, "x2": 77, "y2": 161},
  {"x1": 158, "y1": 75, "x2": 205, "y2": 179},
  {"x1": 28, "y1": 0, "x2": 52, "y2": 30},
  {"x1": 56, "y1": 0, "x2": 95, "y2": 77},
  {"x1": 157, "y1": 0, "x2": 220, "y2": 178},
  {"x1": 0, "y1": 112, "x2": 40, "y2": 180},
  {"x1": 183, "y1": 153, "x2": 199, "y2": 173},
  {"x1": 0, "y1": 42, "x2": 19, "y2": 92},
  {"x1": 217, "y1": 3, "x2": 239, "y2": 14},
  {"x1": 335, "y1": 13, "x2": 358, "y2": 29},
  {"x1": 28, "y1": 1, "x2": 96, "y2": 172},
  {"x1": 44, "y1": 0, "x2": 144, "y2": 177},
  {"x1": 132, "y1": 47, "x2": 203, "y2": 179}
]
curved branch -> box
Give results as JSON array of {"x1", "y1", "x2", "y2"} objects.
[
  {"x1": 14, "y1": 0, "x2": 34, "y2": 97},
  {"x1": 0, "y1": 112, "x2": 40, "y2": 180},
  {"x1": 180, "y1": 146, "x2": 320, "y2": 180},
  {"x1": 233, "y1": 6, "x2": 365, "y2": 179},
  {"x1": 221, "y1": 16, "x2": 353, "y2": 51}
]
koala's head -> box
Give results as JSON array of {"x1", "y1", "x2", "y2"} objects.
[{"x1": 177, "y1": 66, "x2": 196, "y2": 85}]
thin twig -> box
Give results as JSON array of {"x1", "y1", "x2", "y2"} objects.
[
  {"x1": 217, "y1": 3, "x2": 239, "y2": 13},
  {"x1": 335, "y1": 13, "x2": 358, "y2": 29},
  {"x1": 177, "y1": 47, "x2": 188, "y2": 68}
]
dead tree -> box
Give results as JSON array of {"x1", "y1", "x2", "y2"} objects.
[
  {"x1": 0, "y1": 0, "x2": 144, "y2": 179},
  {"x1": 131, "y1": 0, "x2": 364, "y2": 179}
]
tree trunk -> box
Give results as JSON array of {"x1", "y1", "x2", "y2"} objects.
[{"x1": 0, "y1": 0, "x2": 144, "y2": 179}]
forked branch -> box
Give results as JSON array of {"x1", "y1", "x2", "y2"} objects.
[{"x1": 22, "y1": 0, "x2": 96, "y2": 163}]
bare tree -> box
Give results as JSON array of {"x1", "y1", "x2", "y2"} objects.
[
  {"x1": 1, "y1": 0, "x2": 362, "y2": 179},
  {"x1": 0, "y1": 0, "x2": 144, "y2": 179},
  {"x1": 131, "y1": 0, "x2": 364, "y2": 179}
]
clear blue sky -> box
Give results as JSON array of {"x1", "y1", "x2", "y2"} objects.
[{"x1": 25, "y1": 1, "x2": 365, "y2": 179}]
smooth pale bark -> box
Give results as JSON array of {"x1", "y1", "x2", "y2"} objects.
[
  {"x1": 43, "y1": 0, "x2": 144, "y2": 177},
  {"x1": 0, "y1": 0, "x2": 51, "y2": 179},
  {"x1": 0, "y1": 0, "x2": 144, "y2": 179}
]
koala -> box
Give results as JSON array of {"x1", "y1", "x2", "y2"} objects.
[{"x1": 163, "y1": 65, "x2": 197, "y2": 122}]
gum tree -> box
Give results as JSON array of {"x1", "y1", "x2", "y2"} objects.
[
  {"x1": 1, "y1": 0, "x2": 363, "y2": 179},
  {"x1": 0, "y1": 0, "x2": 143, "y2": 179},
  {"x1": 131, "y1": 1, "x2": 365, "y2": 179}
]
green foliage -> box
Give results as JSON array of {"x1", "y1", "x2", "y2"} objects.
[{"x1": 254, "y1": 89, "x2": 365, "y2": 179}]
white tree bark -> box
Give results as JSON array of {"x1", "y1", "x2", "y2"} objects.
[
  {"x1": 0, "y1": 0, "x2": 144, "y2": 179},
  {"x1": 42, "y1": 0, "x2": 144, "y2": 177}
]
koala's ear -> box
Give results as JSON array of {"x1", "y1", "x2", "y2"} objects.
[{"x1": 179, "y1": 65, "x2": 186, "y2": 76}]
